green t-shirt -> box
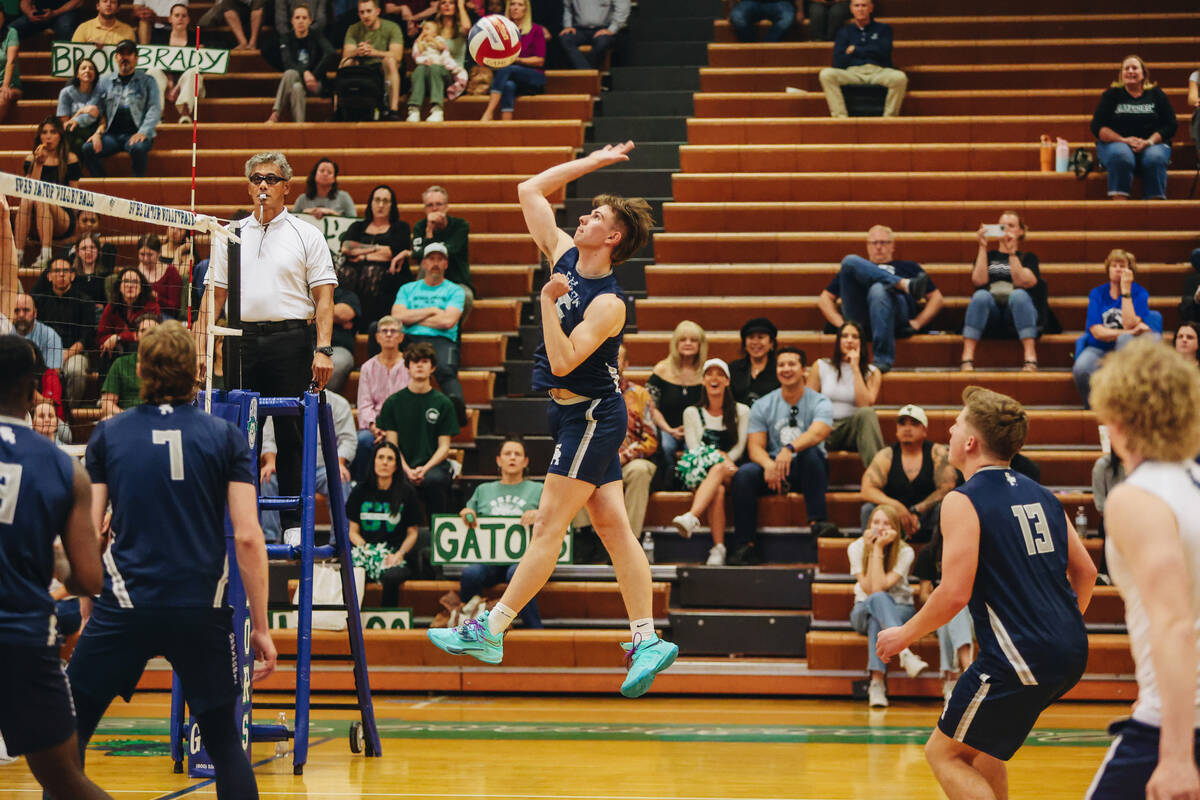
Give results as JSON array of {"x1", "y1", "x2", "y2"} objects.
[
  {"x1": 465, "y1": 479, "x2": 542, "y2": 517},
  {"x1": 101, "y1": 353, "x2": 141, "y2": 409},
  {"x1": 376, "y1": 387, "x2": 459, "y2": 467},
  {"x1": 344, "y1": 18, "x2": 403, "y2": 60}
]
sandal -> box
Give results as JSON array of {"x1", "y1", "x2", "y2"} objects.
[
  {"x1": 960, "y1": 359, "x2": 975, "y2": 372},
  {"x1": 1022, "y1": 359, "x2": 1039, "y2": 372}
]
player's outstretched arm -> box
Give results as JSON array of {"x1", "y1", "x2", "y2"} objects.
[
  {"x1": 60, "y1": 462, "x2": 104, "y2": 597},
  {"x1": 539, "y1": 277, "x2": 624, "y2": 376},
  {"x1": 0, "y1": 194, "x2": 17, "y2": 322},
  {"x1": 1063, "y1": 509, "x2": 1097, "y2": 613},
  {"x1": 519, "y1": 141, "x2": 635, "y2": 265},
  {"x1": 229, "y1": 481, "x2": 277, "y2": 680}
]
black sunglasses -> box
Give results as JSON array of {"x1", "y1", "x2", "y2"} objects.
[{"x1": 248, "y1": 173, "x2": 286, "y2": 186}]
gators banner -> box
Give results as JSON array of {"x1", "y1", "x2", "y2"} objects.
[{"x1": 432, "y1": 515, "x2": 573, "y2": 565}]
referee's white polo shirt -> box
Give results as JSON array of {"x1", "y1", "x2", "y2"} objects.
[{"x1": 206, "y1": 209, "x2": 337, "y2": 322}]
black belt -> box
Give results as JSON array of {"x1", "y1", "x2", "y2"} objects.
[{"x1": 241, "y1": 319, "x2": 310, "y2": 335}]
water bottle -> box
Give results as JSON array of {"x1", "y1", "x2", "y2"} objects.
[
  {"x1": 642, "y1": 532, "x2": 655, "y2": 564},
  {"x1": 1074, "y1": 506, "x2": 1088, "y2": 537},
  {"x1": 275, "y1": 712, "x2": 289, "y2": 757}
]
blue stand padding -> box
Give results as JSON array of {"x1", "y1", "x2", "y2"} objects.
[{"x1": 169, "y1": 390, "x2": 382, "y2": 778}]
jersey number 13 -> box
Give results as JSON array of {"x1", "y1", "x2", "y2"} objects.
[{"x1": 1011, "y1": 502, "x2": 1055, "y2": 556}]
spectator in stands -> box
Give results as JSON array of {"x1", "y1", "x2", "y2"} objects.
[
  {"x1": 671, "y1": 358, "x2": 750, "y2": 567},
  {"x1": 479, "y1": 0, "x2": 545, "y2": 121},
  {"x1": 98, "y1": 311, "x2": 157, "y2": 418},
  {"x1": 806, "y1": 0, "x2": 849, "y2": 42},
  {"x1": 293, "y1": 157, "x2": 357, "y2": 219},
  {"x1": 848, "y1": 504, "x2": 928, "y2": 708},
  {"x1": 261, "y1": 389, "x2": 356, "y2": 542},
  {"x1": 82, "y1": 39, "x2": 161, "y2": 178},
  {"x1": 143, "y1": 3, "x2": 203, "y2": 124},
  {"x1": 648, "y1": 320, "x2": 706, "y2": 468},
  {"x1": 346, "y1": 440, "x2": 422, "y2": 606},
  {"x1": 378, "y1": 341, "x2": 460, "y2": 518},
  {"x1": 729, "y1": 316, "x2": 779, "y2": 407},
  {"x1": 12, "y1": 293, "x2": 63, "y2": 371},
  {"x1": 341, "y1": 0, "x2": 405, "y2": 121},
  {"x1": 276, "y1": 0, "x2": 326, "y2": 38},
  {"x1": 1180, "y1": 248, "x2": 1200, "y2": 325},
  {"x1": 71, "y1": 232, "x2": 109, "y2": 307},
  {"x1": 0, "y1": 9, "x2": 20, "y2": 125},
  {"x1": 383, "y1": 0, "x2": 435, "y2": 39},
  {"x1": 818, "y1": 0, "x2": 906, "y2": 118},
  {"x1": 1073, "y1": 249, "x2": 1160, "y2": 407},
  {"x1": 456, "y1": 435, "x2": 543, "y2": 628},
  {"x1": 817, "y1": 225, "x2": 941, "y2": 373},
  {"x1": 959, "y1": 211, "x2": 1049, "y2": 372},
  {"x1": 616, "y1": 343, "x2": 657, "y2": 540},
  {"x1": 71, "y1": 0, "x2": 134, "y2": 45},
  {"x1": 911, "y1": 528, "x2": 974, "y2": 702},
  {"x1": 31, "y1": 258, "x2": 92, "y2": 405},
  {"x1": 356, "y1": 314, "x2": 410, "y2": 480},
  {"x1": 559, "y1": 0, "x2": 627, "y2": 70},
  {"x1": 159, "y1": 226, "x2": 193, "y2": 282},
  {"x1": 859, "y1": 403, "x2": 955, "y2": 544},
  {"x1": 1175, "y1": 321, "x2": 1200, "y2": 365},
  {"x1": 57, "y1": 58, "x2": 101, "y2": 156},
  {"x1": 32, "y1": 398, "x2": 71, "y2": 444},
  {"x1": 391, "y1": 241, "x2": 465, "y2": 413},
  {"x1": 729, "y1": 346, "x2": 834, "y2": 565},
  {"x1": 407, "y1": 14, "x2": 467, "y2": 121},
  {"x1": 98, "y1": 266, "x2": 161, "y2": 362},
  {"x1": 136, "y1": 233, "x2": 181, "y2": 319},
  {"x1": 806, "y1": 321, "x2": 883, "y2": 467},
  {"x1": 201, "y1": 0, "x2": 266, "y2": 50},
  {"x1": 340, "y1": 184, "x2": 413, "y2": 323},
  {"x1": 16, "y1": 116, "x2": 80, "y2": 269},
  {"x1": 12, "y1": 0, "x2": 79, "y2": 42},
  {"x1": 411, "y1": 184, "x2": 473, "y2": 317},
  {"x1": 73, "y1": 210, "x2": 117, "y2": 275},
  {"x1": 327, "y1": 285, "x2": 361, "y2": 392},
  {"x1": 1190, "y1": 68, "x2": 1200, "y2": 153},
  {"x1": 728, "y1": 0, "x2": 802, "y2": 43},
  {"x1": 131, "y1": 0, "x2": 173, "y2": 44},
  {"x1": 267, "y1": 4, "x2": 337, "y2": 123},
  {"x1": 1091, "y1": 55, "x2": 1176, "y2": 200}
]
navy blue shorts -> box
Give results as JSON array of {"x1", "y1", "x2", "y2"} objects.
[
  {"x1": 67, "y1": 604, "x2": 239, "y2": 716},
  {"x1": 1086, "y1": 718, "x2": 1200, "y2": 799},
  {"x1": 545, "y1": 393, "x2": 625, "y2": 487},
  {"x1": 0, "y1": 645, "x2": 77, "y2": 756},
  {"x1": 937, "y1": 656, "x2": 1085, "y2": 761}
]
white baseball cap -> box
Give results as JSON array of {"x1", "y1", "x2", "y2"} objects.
[
  {"x1": 421, "y1": 241, "x2": 448, "y2": 259},
  {"x1": 896, "y1": 404, "x2": 928, "y2": 427},
  {"x1": 702, "y1": 358, "x2": 730, "y2": 379}
]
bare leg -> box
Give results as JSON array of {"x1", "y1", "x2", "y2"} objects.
[
  {"x1": 585, "y1": 480, "x2": 653, "y2": 621},
  {"x1": 246, "y1": 7, "x2": 262, "y2": 47},
  {"x1": 225, "y1": 9, "x2": 249, "y2": 47},
  {"x1": 971, "y1": 748, "x2": 1008, "y2": 800},
  {"x1": 960, "y1": 336, "x2": 978, "y2": 367},
  {"x1": 925, "y1": 727, "x2": 1002, "y2": 800},
  {"x1": 687, "y1": 464, "x2": 724, "y2": 518},
  {"x1": 14, "y1": 197, "x2": 33, "y2": 250},
  {"x1": 480, "y1": 92, "x2": 501, "y2": 121},
  {"x1": 708, "y1": 481, "x2": 727, "y2": 546},
  {"x1": 382, "y1": 56, "x2": 400, "y2": 110},
  {"x1": 957, "y1": 643, "x2": 972, "y2": 672},
  {"x1": 25, "y1": 733, "x2": 114, "y2": 800},
  {"x1": 1020, "y1": 337, "x2": 1037, "y2": 367},
  {"x1": 501, "y1": 110, "x2": 514, "y2": 120}
]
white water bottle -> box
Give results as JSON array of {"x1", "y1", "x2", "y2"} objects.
[
  {"x1": 642, "y1": 532, "x2": 655, "y2": 564},
  {"x1": 275, "y1": 712, "x2": 289, "y2": 756},
  {"x1": 1074, "y1": 506, "x2": 1088, "y2": 537}
]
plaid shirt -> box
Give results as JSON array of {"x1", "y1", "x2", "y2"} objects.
[{"x1": 619, "y1": 377, "x2": 658, "y2": 465}]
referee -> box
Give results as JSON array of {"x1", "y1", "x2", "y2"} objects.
[{"x1": 196, "y1": 151, "x2": 337, "y2": 534}]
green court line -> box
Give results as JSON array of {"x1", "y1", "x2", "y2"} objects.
[{"x1": 94, "y1": 718, "x2": 1115, "y2": 748}]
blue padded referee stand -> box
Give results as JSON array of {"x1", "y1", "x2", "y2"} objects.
[{"x1": 169, "y1": 389, "x2": 382, "y2": 777}]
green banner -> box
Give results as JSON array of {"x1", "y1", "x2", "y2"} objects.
[
  {"x1": 295, "y1": 212, "x2": 358, "y2": 254},
  {"x1": 50, "y1": 41, "x2": 230, "y2": 78},
  {"x1": 431, "y1": 515, "x2": 572, "y2": 565}
]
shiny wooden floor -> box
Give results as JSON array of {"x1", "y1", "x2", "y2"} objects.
[{"x1": 3, "y1": 692, "x2": 1125, "y2": 798}]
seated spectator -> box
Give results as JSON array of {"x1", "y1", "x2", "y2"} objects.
[
  {"x1": 479, "y1": 0, "x2": 545, "y2": 122},
  {"x1": 267, "y1": 4, "x2": 338, "y2": 124},
  {"x1": 960, "y1": 212, "x2": 1056, "y2": 371},
  {"x1": 806, "y1": 320, "x2": 883, "y2": 466},
  {"x1": 341, "y1": 0, "x2": 404, "y2": 120},
  {"x1": 16, "y1": 116, "x2": 80, "y2": 269},
  {"x1": 729, "y1": 316, "x2": 779, "y2": 407},
  {"x1": 559, "y1": 0, "x2": 626, "y2": 70},
  {"x1": 340, "y1": 184, "x2": 412, "y2": 323},
  {"x1": 818, "y1": 0, "x2": 906, "y2": 117},
  {"x1": 199, "y1": 0, "x2": 265, "y2": 50},
  {"x1": 0, "y1": 10, "x2": 21, "y2": 124},
  {"x1": 848, "y1": 504, "x2": 928, "y2": 708},
  {"x1": 671, "y1": 358, "x2": 750, "y2": 566},
  {"x1": 143, "y1": 3, "x2": 204, "y2": 124},
  {"x1": 1182, "y1": 248, "x2": 1200, "y2": 325},
  {"x1": 616, "y1": 343, "x2": 658, "y2": 539},
  {"x1": 275, "y1": 0, "x2": 327, "y2": 39},
  {"x1": 13, "y1": 0, "x2": 79, "y2": 42},
  {"x1": 31, "y1": 257, "x2": 93, "y2": 405},
  {"x1": 81, "y1": 40, "x2": 161, "y2": 178},
  {"x1": 379, "y1": 341, "x2": 460, "y2": 518},
  {"x1": 806, "y1": 0, "x2": 849, "y2": 42},
  {"x1": 356, "y1": 315, "x2": 410, "y2": 478},
  {"x1": 346, "y1": 441, "x2": 422, "y2": 606},
  {"x1": 729, "y1": 0, "x2": 802, "y2": 43},
  {"x1": 26, "y1": 337, "x2": 64, "y2": 415},
  {"x1": 456, "y1": 435, "x2": 543, "y2": 628},
  {"x1": 328, "y1": 285, "x2": 361, "y2": 392},
  {"x1": 648, "y1": 320, "x2": 705, "y2": 467},
  {"x1": 32, "y1": 399, "x2": 71, "y2": 444},
  {"x1": 382, "y1": 0, "x2": 436, "y2": 40},
  {"x1": 1175, "y1": 321, "x2": 1200, "y2": 365},
  {"x1": 74, "y1": 210, "x2": 117, "y2": 274},
  {"x1": 391, "y1": 242, "x2": 465, "y2": 412},
  {"x1": 818, "y1": 225, "x2": 941, "y2": 373},
  {"x1": 71, "y1": 0, "x2": 135, "y2": 46},
  {"x1": 1190, "y1": 67, "x2": 1200, "y2": 154},
  {"x1": 860, "y1": 404, "x2": 955, "y2": 544},
  {"x1": 57, "y1": 58, "x2": 101, "y2": 156},
  {"x1": 407, "y1": 13, "x2": 467, "y2": 122},
  {"x1": 98, "y1": 312, "x2": 158, "y2": 418},
  {"x1": 293, "y1": 157, "x2": 357, "y2": 219},
  {"x1": 159, "y1": 226, "x2": 193, "y2": 280},
  {"x1": 912, "y1": 528, "x2": 974, "y2": 702},
  {"x1": 1092, "y1": 55, "x2": 1176, "y2": 200},
  {"x1": 98, "y1": 267, "x2": 161, "y2": 364},
  {"x1": 70, "y1": 232, "x2": 109, "y2": 307},
  {"x1": 728, "y1": 346, "x2": 833, "y2": 565},
  {"x1": 411, "y1": 184, "x2": 473, "y2": 318},
  {"x1": 131, "y1": 0, "x2": 172, "y2": 44},
  {"x1": 1073, "y1": 249, "x2": 1160, "y2": 407},
  {"x1": 261, "y1": 389, "x2": 356, "y2": 542},
  {"x1": 136, "y1": 233, "x2": 181, "y2": 319},
  {"x1": 13, "y1": 292, "x2": 63, "y2": 371}
]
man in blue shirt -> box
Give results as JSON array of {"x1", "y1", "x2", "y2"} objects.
[
  {"x1": 81, "y1": 39, "x2": 161, "y2": 177},
  {"x1": 391, "y1": 241, "x2": 465, "y2": 412},
  {"x1": 12, "y1": 292, "x2": 64, "y2": 370},
  {"x1": 728, "y1": 346, "x2": 835, "y2": 564},
  {"x1": 817, "y1": 0, "x2": 907, "y2": 117}
]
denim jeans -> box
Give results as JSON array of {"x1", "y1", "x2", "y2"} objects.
[
  {"x1": 962, "y1": 287, "x2": 1038, "y2": 341},
  {"x1": 261, "y1": 465, "x2": 351, "y2": 544},
  {"x1": 730, "y1": 0, "x2": 795, "y2": 41},
  {"x1": 355, "y1": 429, "x2": 379, "y2": 482},
  {"x1": 730, "y1": 448, "x2": 828, "y2": 551},
  {"x1": 82, "y1": 131, "x2": 154, "y2": 177},
  {"x1": 1096, "y1": 140, "x2": 1171, "y2": 198},
  {"x1": 1073, "y1": 331, "x2": 1160, "y2": 407},
  {"x1": 460, "y1": 563, "x2": 542, "y2": 628},
  {"x1": 490, "y1": 64, "x2": 546, "y2": 113},
  {"x1": 12, "y1": 7, "x2": 76, "y2": 40},
  {"x1": 937, "y1": 606, "x2": 974, "y2": 673},
  {"x1": 837, "y1": 254, "x2": 906, "y2": 370},
  {"x1": 850, "y1": 592, "x2": 917, "y2": 673},
  {"x1": 405, "y1": 334, "x2": 461, "y2": 404},
  {"x1": 559, "y1": 26, "x2": 615, "y2": 69}
]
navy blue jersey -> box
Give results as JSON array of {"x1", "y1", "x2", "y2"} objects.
[
  {"x1": 956, "y1": 466, "x2": 1088, "y2": 683},
  {"x1": 0, "y1": 416, "x2": 75, "y2": 646},
  {"x1": 85, "y1": 403, "x2": 256, "y2": 610},
  {"x1": 531, "y1": 248, "x2": 624, "y2": 397}
]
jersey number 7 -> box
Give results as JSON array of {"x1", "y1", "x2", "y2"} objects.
[
  {"x1": 1011, "y1": 502, "x2": 1055, "y2": 556},
  {"x1": 152, "y1": 430, "x2": 186, "y2": 481}
]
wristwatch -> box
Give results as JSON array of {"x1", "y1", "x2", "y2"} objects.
[{"x1": 314, "y1": 345, "x2": 334, "y2": 356}]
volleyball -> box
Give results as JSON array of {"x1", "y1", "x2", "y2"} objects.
[{"x1": 468, "y1": 14, "x2": 522, "y2": 68}]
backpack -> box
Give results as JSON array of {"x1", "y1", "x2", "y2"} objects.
[{"x1": 332, "y1": 64, "x2": 385, "y2": 121}]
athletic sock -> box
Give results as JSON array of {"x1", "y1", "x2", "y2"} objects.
[
  {"x1": 630, "y1": 617, "x2": 656, "y2": 643},
  {"x1": 487, "y1": 603, "x2": 516, "y2": 637}
]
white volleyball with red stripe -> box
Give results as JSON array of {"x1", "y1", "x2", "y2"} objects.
[{"x1": 468, "y1": 14, "x2": 522, "y2": 68}]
